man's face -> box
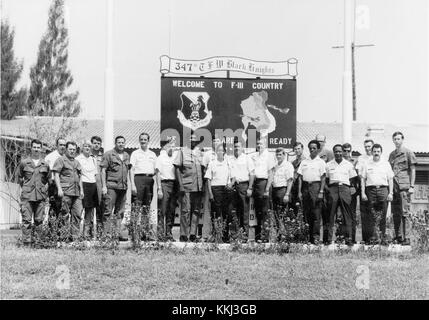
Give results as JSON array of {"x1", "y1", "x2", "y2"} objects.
[
  {"x1": 234, "y1": 142, "x2": 243, "y2": 157},
  {"x1": 57, "y1": 139, "x2": 66, "y2": 155},
  {"x1": 215, "y1": 146, "x2": 225, "y2": 160},
  {"x1": 66, "y1": 144, "x2": 77, "y2": 158},
  {"x1": 212, "y1": 138, "x2": 221, "y2": 149},
  {"x1": 294, "y1": 145, "x2": 303, "y2": 157},
  {"x1": 309, "y1": 143, "x2": 319, "y2": 158},
  {"x1": 82, "y1": 144, "x2": 91, "y2": 156},
  {"x1": 393, "y1": 135, "x2": 403, "y2": 148},
  {"x1": 139, "y1": 135, "x2": 149, "y2": 149},
  {"x1": 372, "y1": 147, "x2": 382, "y2": 161},
  {"x1": 92, "y1": 139, "x2": 101, "y2": 152},
  {"x1": 334, "y1": 146, "x2": 343, "y2": 161},
  {"x1": 276, "y1": 151, "x2": 285, "y2": 163},
  {"x1": 256, "y1": 139, "x2": 266, "y2": 153},
  {"x1": 364, "y1": 142, "x2": 373, "y2": 155},
  {"x1": 115, "y1": 138, "x2": 125, "y2": 152},
  {"x1": 31, "y1": 143, "x2": 42, "y2": 157},
  {"x1": 342, "y1": 146, "x2": 352, "y2": 159}
]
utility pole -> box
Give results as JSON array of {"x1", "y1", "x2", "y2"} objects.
[{"x1": 104, "y1": 0, "x2": 114, "y2": 150}]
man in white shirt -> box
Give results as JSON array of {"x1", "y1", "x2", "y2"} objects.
[
  {"x1": 76, "y1": 140, "x2": 99, "y2": 239},
  {"x1": 230, "y1": 140, "x2": 255, "y2": 241},
  {"x1": 297, "y1": 140, "x2": 326, "y2": 244},
  {"x1": 130, "y1": 133, "x2": 157, "y2": 207},
  {"x1": 269, "y1": 147, "x2": 294, "y2": 241},
  {"x1": 325, "y1": 144, "x2": 358, "y2": 245},
  {"x1": 205, "y1": 144, "x2": 233, "y2": 243},
  {"x1": 45, "y1": 137, "x2": 67, "y2": 220},
  {"x1": 155, "y1": 137, "x2": 178, "y2": 241},
  {"x1": 355, "y1": 139, "x2": 374, "y2": 244},
  {"x1": 361, "y1": 143, "x2": 394, "y2": 244},
  {"x1": 251, "y1": 137, "x2": 276, "y2": 242}
]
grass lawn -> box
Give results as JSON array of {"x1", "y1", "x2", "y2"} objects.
[{"x1": 1, "y1": 238, "x2": 428, "y2": 300}]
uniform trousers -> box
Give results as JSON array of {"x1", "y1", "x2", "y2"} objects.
[
  {"x1": 103, "y1": 188, "x2": 127, "y2": 237},
  {"x1": 391, "y1": 182, "x2": 411, "y2": 242},
  {"x1": 59, "y1": 195, "x2": 83, "y2": 240},
  {"x1": 180, "y1": 191, "x2": 202, "y2": 240},
  {"x1": 133, "y1": 175, "x2": 154, "y2": 206},
  {"x1": 302, "y1": 181, "x2": 322, "y2": 243},
  {"x1": 211, "y1": 186, "x2": 233, "y2": 241},
  {"x1": 327, "y1": 184, "x2": 353, "y2": 243},
  {"x1": 21, "y1": 200, "x2": 46, "y2": 244},
  {"x1": 366, "y1": 186, "x2": 389, "y2": 241},
  {"x1": 157, "y1": 180, "x2": 177, "y2": 237},
  {"x1": 253, "y1": 178, "x2": 269, "y2": 241},
  {"x1": 234, "y1": 182, "x2": 250, "y2": 237},
  {"x1": 271, "y1": 186, "x2": 289, "y2": 241}
]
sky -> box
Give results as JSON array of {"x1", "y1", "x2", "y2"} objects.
[{"x1": 1, "y1": 0, "x2": 428, "y2": 124}]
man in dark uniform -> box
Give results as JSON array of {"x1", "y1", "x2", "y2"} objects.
[
  {"x1": 91, "y1": 136, "x2": 104, "y2": 235},
  {"x1": 17, "y1": 139, "x2": 50, "y2": 246},
  {"x1": 388, "y1": 132, "x2": 417, "y2": 245},
  {"x1": 52, "y1": 141, "x2": 84, "y2": 241},
  {"x1": 174, "y1": 134, "x2": 204, "y2": 242},
  {"x1": 101, "y1": 136, "x2": 131, "y2": 239}
]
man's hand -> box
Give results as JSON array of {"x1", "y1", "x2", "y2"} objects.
[
  {"x1": 408, "y1": 186, "x2": 414, "y2": 194},
  {"x1": 361, "y1": 194, "x2": 368, "y2": 202},
  {"x1": 179, "y1": 185, "x2": 186, "y2": 196},
  {"x1": 57, "y1": 188, "x2": 64, "y2": 198},
  {"x1": 263, "y1": 189, "x2": 269, "y2": 197},
  {"x1": 387, "y1": 193, "x2": 393, "y2": 202},
  {"x1": 79, "y1": 191, "x2": 84, "y2": 200},
  {"x1": 350, "y1": 187, "x2": 356, "y2": 195},
  {"x1": 102, "y1": 186, "x2": 107, "y2": 196},
  {"x1": 131, "y1": 184, "x2": 137, "y2": 195},
  {"x1": 157, "y1": 188, "x2": 163, "y2": 200},
  {"x1": 317, "y1": 191, "x2": 324, "y2": 200},
  {"x1": 298, "y1": 192, "x2": 302, "y2": 201},
  {"x1": 246, "y1": 188, "x2": 253, "y2": 198},
  {"x1": 283, "y1": 194, "x2": 290, "y2": 204},
  {"x1": 209, "y1": 192, "x2": 214, "y2": 201},
  {"x1": 226, "y1": 183, "x2": 233, "y2": 191}
]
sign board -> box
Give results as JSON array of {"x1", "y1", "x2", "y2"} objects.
[
  {"x1": 160, "y1": 55, "x2": 298, "y2": 77},
  {"x1": 160, "y1": 77, "x2": 296, "y2": 149}
]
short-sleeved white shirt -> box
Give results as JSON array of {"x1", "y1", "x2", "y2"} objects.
[
  {"x1": 130, "y1": 148, "x2": 157, "y2": 175},
  {"x1": 76, "y1": 154, "x2": 98, "y2": 183},
  {"x1": 204, "y1": 158, "x2": 231, "y2": 186},
  {"x1": 155, "y1": 150, "x2": 177, "y2": 181},
  {"x1": 326, "y1": 159, "x2": 357, "y2": 185},
  {"x1": 251, "y1": 150, "x2": 276, "y2": 179},
  {"x1": 356, "y1": 154, "x2": 372, "y2": 175},
  {"x1": 297, "y1": 156, "x2": 326, "y2": 182},
  {"x1": 272, "y1": 160, "x2": 294, "y2": 188},
  {"x1": 361, "y1": 159, "x2": 394, "y2": 186},
  {"x1": 230, "y1": 153, "x2": 255, "y2": 183},
  {"x1": 45, "y1": 150, "x2": 62, "y2": 170}
]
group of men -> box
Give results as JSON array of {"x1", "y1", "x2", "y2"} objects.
[{"x1": 18, "y1": 130, "x2": 416, "y2": 246}]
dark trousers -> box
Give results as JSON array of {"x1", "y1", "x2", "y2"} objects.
[
  {"x1": 180, "y1": 191, "x2": 202, "y2": 239},
  {"x1": 133, "y1": 175, "x2": 154, "y2": 206},
  {"x1": 157, "y1": 180, "x2": 177, "y2": 237},
  {"x1": 366, "y1": 186, "x2": 389, "y2": 241},
  {"x1": 253, "y1": 179, "x2": 269, "y2": 241},
  {"x1": 94, "y1": 174, "x2": 104, "y2": 232},
  {"x1": 391, "y1": 183, "x2": 411, "y2": 241},
  {"x1": 290, "y1": 181, "x2": 300, "y2": 216},
  {"x1": 82, "y1": 182, "x2": 98, "y2": 238},
  {"x1": 360, "y1": 195, "x2": 371, "y2": 243},
  {"x1": 234, "y1": 182, "x2": 249, "y2": 237},
  {"x1": 327, "y1": 185, "x2": 353, "y2": 243},
  {"x1": 271, "y1": 187, "x2": 289, "y2": 241},
  {"x1": 302, "y1": 182, "x2": 322, "y2": 243},
  {"x1": 60, "y1": 195, "x2": 83, "y2": 240},
  {"x1": 20, "y1": 200, "x2": 45, "y2": 244},
  {"x1": 211, "y1": 186, "x2": 233, "y2": 241},
  {"x1": 103, "y1": 188, "x2": 127, "y2": 237}
]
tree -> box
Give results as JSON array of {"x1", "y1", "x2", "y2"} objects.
[
  {"x1": 27, "y1": 0, "x2": 80, "y2": 117},
  {"x1": 1, "y1": 20, "x2": 27, "y2": 120}
]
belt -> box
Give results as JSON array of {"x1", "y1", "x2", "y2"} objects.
[
  {"x1": 367, "y1": 185, "x2": 388, "y2": 189},
  {"x1": 255, "y1": 178, "x2": 268, "y2": 181},
  {"x1": 135, "y1": 173, "x2": 154, "y2": 177},
  {"x1": 302, "y1": 181, "x2": 321, "y2": 185},
  {"x1": 161, "y1": 179, "x2": 175, "y2": 182},
  {"x1": 236, "y1": 181, "x2": 249, "y2": 184},
  {"x1": 329, "y1": 182, "x2": 349, "y2": 187}
]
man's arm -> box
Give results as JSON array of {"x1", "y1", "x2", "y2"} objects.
[
  {"x1": 79, "y1": 175, "x2": 84, "y2": 199},
  {"x1": 130, "y1": 166, "x2": 137, "y2": 194},
  {"x1": 298, "y1": 175, "x2": 303, "y2": 200},
  {"x1": 54, "y1": 172, "x2": 63, "y2": 198},
  {"x1": 319, "y1": 174, "x2": 326, "y2": 199},
  {"x1": 175, "y1": 167, "x2": 184, "y2": 194},
  {"x1": 101, "y1": 167, "x2": 107, "y2": 195},
  {"x1": 409, "y1": 165, "x2": 416, "y2": 193},
  {"x1": 284, "y1": 178, "x2": 293, "y2": 203},
  {"x1": 360, "y1": 176, "x2": 367, "y2": 201},
  {"x1": 265, "y1": 169, "x2": 273, "y2": 196},
  {"x1": 387, "y1": 177, "x2": 393, "y2": 202}
]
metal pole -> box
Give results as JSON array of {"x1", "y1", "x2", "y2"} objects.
[
  {"x1": 342, "y1": 0, "x2": 353, "y2": 143},
  {"x1": 352, "y1": 42, "x2": 356, "y2": 121},
  {"x1": 104, "y1": 0, "x2": 114, "y2": 150}
]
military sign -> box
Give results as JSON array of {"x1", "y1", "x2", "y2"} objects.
[{"x1": 161, "y1": 77, "x2": 296, "y2": 149}]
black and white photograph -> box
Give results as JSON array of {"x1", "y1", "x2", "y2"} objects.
[{"x1": 0, "y1": 0, "x2": 428, "y2": 306}]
